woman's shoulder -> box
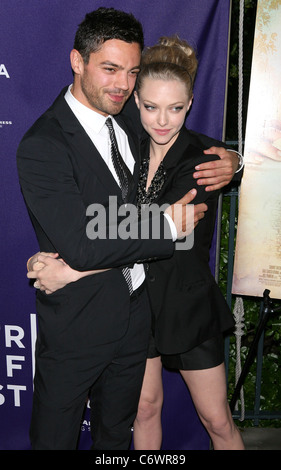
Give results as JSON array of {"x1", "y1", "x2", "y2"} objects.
[
  {"x1": 171, "y1": 127, "x2": 221, "y2": 169},
  {"x1": 185, "y1": 127, "x2": 225, "y2": 149}
]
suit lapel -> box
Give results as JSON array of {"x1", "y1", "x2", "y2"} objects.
[
  {"x1": 71, "y1": 129, "x2": 122, "y2": 196},
  {"x1": 52, "y1": 89, "x2": 139, "y2": 203},
  {"x1": 55, "y1": 90, "x2": 122, "y2": 196}
]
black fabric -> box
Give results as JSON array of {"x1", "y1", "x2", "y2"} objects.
[{"x1": 138, "y1": 127, "x2": 235, "y2": 356}]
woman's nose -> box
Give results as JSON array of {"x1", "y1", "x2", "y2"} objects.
[{"x1": 158, "y1": 110, "x2": 168, "y2": 126}]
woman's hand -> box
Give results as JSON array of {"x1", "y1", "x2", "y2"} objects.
[
  {"x1": 27, "y1": 254, "x2": 79, "y2": 294},
  {"x1": 27, "y1": 251, "x2": 59, "y2": 272},
  {"x1": 27, "y1": 252, "x2": 109, "y2": 294}
]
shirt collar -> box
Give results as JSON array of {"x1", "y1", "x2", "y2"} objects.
[{"x1": 65, "y1": 84, "x2": 112, "y2": 134}]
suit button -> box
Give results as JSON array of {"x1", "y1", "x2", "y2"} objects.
[{"x1": 148, "y1": 275, "x2": 155, "y2": 282}]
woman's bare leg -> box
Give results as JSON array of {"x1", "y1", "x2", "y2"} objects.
[
  {"x1": 180, "y1": 363, "x2": 244, "y2": 450},
  {"x1": 133, "y1": 356, "x2": 163, "y2": 450}
]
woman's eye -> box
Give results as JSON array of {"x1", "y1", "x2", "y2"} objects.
[
  {"x1": 144, "y1": 105, "x2": 155, "y2": 111},
  {"x1": 172, "y1": 106, "x2": 184, "y2": 112}
]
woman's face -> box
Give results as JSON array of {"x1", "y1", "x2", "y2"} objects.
[{"x1": 135, "y1": 77, "x2": 192, "y2": 149}]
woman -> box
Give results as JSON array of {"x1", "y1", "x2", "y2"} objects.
[
  {"x1": 131, "y1": 36, "x2": 244, "y2": 450},
  {"x1": 27, "y1": 36, "x2": 244, "y2": 449}
]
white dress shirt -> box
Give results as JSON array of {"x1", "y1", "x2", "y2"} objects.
[{"x1": 64, "y1": 85, "x2": 145, "y2": 290}]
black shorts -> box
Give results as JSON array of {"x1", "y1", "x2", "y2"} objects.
[{"x1": 148, "y1": 333, "x2": 224, "y2": 371}]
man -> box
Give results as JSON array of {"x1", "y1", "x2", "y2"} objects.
[{"x1": 17, "y1": 8, "x2": 240, "y2": 450}]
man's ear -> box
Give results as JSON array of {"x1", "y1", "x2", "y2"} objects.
[{"x1": 70, "y1": 49, "x2": 84, "y2": 75}]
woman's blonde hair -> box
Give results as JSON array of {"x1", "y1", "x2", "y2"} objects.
[{"x1": 136, "y1": 35, "x2": 198, "y2": 97}]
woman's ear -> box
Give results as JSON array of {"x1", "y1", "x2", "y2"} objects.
[
  {"x1": 134, "y1": 91, "x2": 140, "y2": 109},
  {"x1": 187, "y1": 95, "x2": 193, "y2": 112}
]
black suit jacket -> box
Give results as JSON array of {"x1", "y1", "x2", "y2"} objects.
[
  {"x1": 17, "y1": 87, "x2": 173, "y2": 349},
  {"x1": 143, "y1": 127, "x2": 235, "y2": 355}
]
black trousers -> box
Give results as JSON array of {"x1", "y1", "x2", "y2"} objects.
[{"x1": 30, "y1": 286, "x2": 151, "y2": 450}]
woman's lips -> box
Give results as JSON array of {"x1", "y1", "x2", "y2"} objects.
[{"x1": 153, "y1": 129, "x2": 171, "y2": 136}]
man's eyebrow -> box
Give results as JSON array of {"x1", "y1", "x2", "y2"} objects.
[
  {"x1": 100, "y1": 61, "x2": 140, "y2": 71},
  {"x1": 100, "y1": 61, "x2": 121, "y2": 68}
]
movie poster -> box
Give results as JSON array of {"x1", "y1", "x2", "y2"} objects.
[{"x1": 232, "y1": 0, "x2": 281, "y2": 300}]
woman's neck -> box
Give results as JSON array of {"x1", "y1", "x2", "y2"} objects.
[
  {"x1": 146, "y1": 133, "x2": 180, "y2": 190},
  {"x1": 149, "y1": 140, "x2": 167, "y2": 163},
  {"x1": 145, "y1": 143, "x2": 166, "y2": 191}
]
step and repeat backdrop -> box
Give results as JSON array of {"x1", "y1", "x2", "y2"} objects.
[{"x1": 0, "y1": 0, "x2": 230, "y2": 450}]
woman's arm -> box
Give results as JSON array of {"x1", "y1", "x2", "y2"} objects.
[
  {"x1": 160, "y1": 152, "x2": 221, "y2": 209},
  {"x1": 27, "y1": 252, "x2": 109, "y2": 294}
]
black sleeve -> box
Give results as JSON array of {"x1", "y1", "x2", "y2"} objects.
[
  {"x1": 17, "y1": 135, "x2": 174, "y2": 271},
  {"x1": 186, "y1": 129, "x2": 243, "y2": 184},
  {"x1": 158, "y1": 152, "x2": 220, "y2": 208}
]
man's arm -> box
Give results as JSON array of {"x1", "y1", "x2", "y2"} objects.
[
  {"x1": 27, "y1": 253, "x2": 109, "y2": 294},
  {"x1": 17, "y1": 135, "x2": 203, "y2": 272},
  {"x1": 173, "y1": 129, "x2": 243, "y2": 191},
  {"x1": 194, "y1": 146, "x2": 242, "y2": 191},
  {"x1": 122, "y1": 97, "x2": 242, "y2": 192},
  {"x1": 26, "y1": 188, "x2": 206, "y2": 294}
]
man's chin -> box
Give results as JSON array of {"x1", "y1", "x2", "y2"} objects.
[
  {"x1": 108, "y1": 103, "x2": 124, "y2": 115},
  {"x1": 105, "y1": 95, "x2": 128, "y2": 115}
]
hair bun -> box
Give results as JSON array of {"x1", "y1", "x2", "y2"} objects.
[{"x1": 136, "y1": 35, "x2": 198, "y2": 96}]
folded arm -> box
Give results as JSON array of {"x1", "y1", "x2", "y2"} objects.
[
  {"x1": 27, "y1": 252, "x2": 108, "y2": 294},
  {"x1": 27, "y1": 189, "x2": 207, "y2": 294},
  {"x1": 17, "y1": 135, "x2": 174, "y2": 271}
]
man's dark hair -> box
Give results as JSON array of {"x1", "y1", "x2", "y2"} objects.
[{"x1": 74, "y1": 7, "x2": 144, "y2": 63}]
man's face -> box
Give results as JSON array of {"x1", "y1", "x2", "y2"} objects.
[{"x1": 71, "y1": 39, "x2": 141, "y2": 116}]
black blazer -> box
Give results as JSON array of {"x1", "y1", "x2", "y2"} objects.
[
  {"x1": 143, "y1": 127, "x2": 235, "y2": 355},
  {"x1": 17, "y1": 87, "x2": 173, "y2": 349}
]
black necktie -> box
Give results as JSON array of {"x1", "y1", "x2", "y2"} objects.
[
  {"x1": 105, "y1": 118, "x2": 133, "y2": 203},
  {"x1": 105, "y1": 117, "x2": 134, "y2": 294}
]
